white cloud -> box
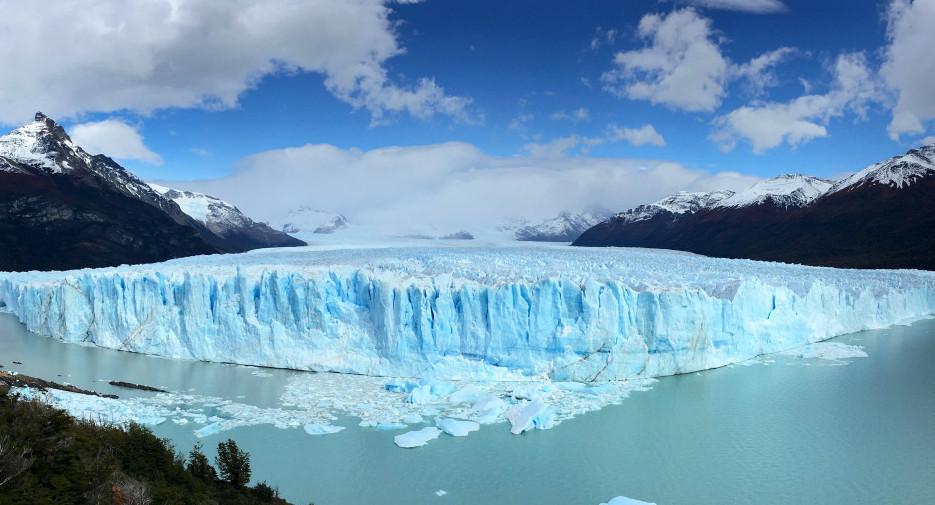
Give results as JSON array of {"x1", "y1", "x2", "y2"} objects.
[
  {"x1": 607, "y1": 124, "x2": 666, "y2": 147},
  {"x1": 683, "y1": 0, "x2": 786, "y2": 14},
  {"x1": 524, "y1": 135, "x2": 603, "y2": 158},
  {"x1": 163, "y1": 142, "x2": 759, "y2": 235},
  {"x1": 69, "y1": 119, "x2": 163, "y2": 165},
  {"x1": 0, "y1": 0, "x2": 470, "y2": 126},
  {"x1": 921, "y1": 136, "x2": 935, "y2": 146},
  {"x1": 550, "y1": 108, "x2": 590, "y2": 123},
  {"x1": 601, "y1": 9, "x2": 729, "y2": 112},
  {"x1": 731, "y1": 47, "x2": 797, "y2": 95},
  {"x1": 882, "y1": 0, "x2": 935, "y2": 141},
  {"x1": 712, "y1": 53, "x2": 883, "y2": 153},
  {"x1": 508, "y1": 113, "x2": 534, "y2": 131}
]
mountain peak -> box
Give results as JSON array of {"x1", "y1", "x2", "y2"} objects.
[
  {"x1": 714, "y1": 174, "x2": 832, "y2": 209},
  {"x1": 0, "y1": 112, "x2": 85, "y2": 174},
  {"x1": 831, "y1": 144, "x2": 935, "y2": 193}
]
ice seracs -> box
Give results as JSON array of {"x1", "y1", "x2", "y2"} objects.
[{"x1": 1, "y1": 244, "x2": 933, "y2": 382}]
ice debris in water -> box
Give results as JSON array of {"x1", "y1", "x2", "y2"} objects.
[
  {"x1": 304, "y1": 424, "x2": 345, "y2": 435},
  {"x1": 435, "y1": 417, "x2": 480, "y2": 437},
  {"x1": 599, "y1": 497, "x2": 657, "y2": 505},
  {"x1": 779, "y1": 342, "x2": 868, "y2": 361},
  {"x1": 394, "y1": 427, "x2": 441, "y2": 448},
  {"x1": 12, "y1": 369, "x2": 656, "y2": 448}
]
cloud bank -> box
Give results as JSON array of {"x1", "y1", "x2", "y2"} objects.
[
  {"x1": 0, "y1": 0, "x2": 470, "y2": 126},
  {"x1": 69, "y1": 119, "x2": 163, "y2": 165},
  {"x1": 166, "y1": 142, "x2": 758, "y2": 236},
  {"x1": 883, "y1": 0, "x2": 935, "y2": 141}
]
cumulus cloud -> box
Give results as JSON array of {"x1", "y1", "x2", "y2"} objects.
[
  {"x1": 711, "y1": 53, "x2": 883, "y2": 153},
  {"x1": 682, "y1": 0, "x2": 787, "y2": 14},
  {"x1": 607, "y1": 124, "x2": 666, "y2": 147},
  {"x1": 69, "y1": 119, "x2": 163, "y2": 165},
  {"x1": 0, "y1": 0, "x2": 470, "y2": 126},
  {"x1": 882, "y1": 0, "x2": 935, "y2": 141},
  {"x1": 551, "y1": 108, "x2": 590, "y2": 123},
  {"x1": 601, "y1": 9, "x2": 729, "y2": 112},
  {"x1": 164, "y1": 142, "x2": 758, "y2": 235}
]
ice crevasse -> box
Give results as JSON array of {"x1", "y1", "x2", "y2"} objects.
[{"x1": 1, "y1": 245, "x2": 934, "y2": 381}]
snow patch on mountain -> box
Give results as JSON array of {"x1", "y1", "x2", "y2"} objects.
[
  {"x1": 713, "y1": 174, "x2": 832, "y2": 209},
  {"x1": 0, "y1": 113, "x2": 91, "y2": 174},
  {"x1": 514, "y1": 209, "x2": 611, "y2": 242},
  {"x1": 831, "y1": 144, "x2": 935, "y2": 193},
  {"x1": 614, "y1": 190, "x2": 735, "y2": 224}
]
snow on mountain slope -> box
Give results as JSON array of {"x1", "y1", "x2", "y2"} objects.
[
  {"x1": 713, "y1": 174, "x2": 832, "y2": 209},
  {"x1": 149, "y1": 183, "x2": 305, "y2": 249},
  {"x1": 0, "y1": 112, "x2": 91, "y2": 174},
  {"x1": 514, "y1": 209, "x2": 610, "y2": 242},
  {"x1": 613, "y1": 190, "x2": 735, "y2": 224},
  {"x1": 831, "y1": 143, "x2": 935, "y2": 193},
  {"x1": 1, "y1": 245, "x2": 932, "y2": 382}
]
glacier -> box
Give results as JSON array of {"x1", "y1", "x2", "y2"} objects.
[{"x1": 1, "y1": 244, "x2": 934, "y2": 382}]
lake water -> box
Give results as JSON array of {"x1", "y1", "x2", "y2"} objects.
[{"x1": 2, "y1": 311, "x2": 934, "y2": 505}]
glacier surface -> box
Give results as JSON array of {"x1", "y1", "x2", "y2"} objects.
[{"x1": 1, "y1": 244, "x2": 934, "y2": 381}]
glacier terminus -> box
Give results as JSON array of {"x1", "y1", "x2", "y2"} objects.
[{"x1": 2, "y1": 244, "x2": 933, "y2": 382}]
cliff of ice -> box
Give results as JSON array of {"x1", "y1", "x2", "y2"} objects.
[{"x1": 1, "y1": 245, "x2": 933, "y2": 381}]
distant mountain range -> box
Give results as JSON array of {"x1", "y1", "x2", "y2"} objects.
[
  {"x1": 0, "y1": 113, "x2": 302, "y2": 272},
  {"x1": 513, "y1": 208, "x2": 611, "y2": 242},
  {"x1": 574, "y1": 143, "x2": 935, "y2": 270}
]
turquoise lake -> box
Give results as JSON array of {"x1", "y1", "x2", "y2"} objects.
[{"x1": 2, "y1": 312, "x2": 934, "y2": 504}]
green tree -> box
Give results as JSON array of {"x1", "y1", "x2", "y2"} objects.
[
  {"x1": 215, "y1": 439, "x2": 251, "y2": 488},
  {"x1": 187, "y1": 442, "x2": 217, "y2": 482}
]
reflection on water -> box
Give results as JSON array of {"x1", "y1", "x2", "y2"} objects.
[{"x1": 2, "y1": 313, "x2": 934, "y2": 505}]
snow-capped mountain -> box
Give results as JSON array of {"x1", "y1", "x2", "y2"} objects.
[
  {"x1": 614, "y1": 190, "x2": 735, "y2": 224},
  {"x1": 312, "y1": 214, "x2": 349, "y2": 234},
  {"x1": 149, "y1": 184, "x2": 304, "y2": 249},
  {"x1": 713, "y1": 174, "x2": 832, "y2": 209},
  {"x1": 514, "y1": 208, "x2": 611, "y2": 242},
  {"x1": 575, "y1": 142, "x2": 935, "y2": 270},
  {"x1": 0, "y1": 113, "x2": 300, "y2": 271},
  {"x1": 830, "y1": 144, "x2": 935, "y2": 193}
]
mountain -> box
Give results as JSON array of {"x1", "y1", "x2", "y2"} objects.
[
  {"x1": 514, "y1": 208, "x2": 611, "y2": 242},
  {"x1": 149, "y1": 184, "x2": 304, "y2": 249},
  {"x1": 574, "y1": 146, "x2": 935, "y2": 270},
  {"x1": 0, "y1": 113, "x2": 300, "y2": 272}
]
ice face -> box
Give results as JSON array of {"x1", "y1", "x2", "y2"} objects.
[{"x1": 1, "y1": 245, "x2": 933, "y2": 382}]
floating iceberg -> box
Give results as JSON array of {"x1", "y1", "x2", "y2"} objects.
[
  {"x1": 599, "y1": 497, "x2": 657, "y2": 505},
  {"x1": 394, "y1": 427, "x2": 442, "y2": 448},
  {"x1": 436, "y1": 417, "x2": 480, "y2": 437},
  {"x1": 1, "y1": 245, "x2": 933, "y2": 381}
]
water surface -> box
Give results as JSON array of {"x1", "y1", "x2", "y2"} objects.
[{"x1": 2, "y1": 313, "x2": 934, "y2": 504}]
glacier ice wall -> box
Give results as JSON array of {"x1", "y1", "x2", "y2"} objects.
[{"x1": 1, "y1": 246, "x2": 934, "y2": 381}]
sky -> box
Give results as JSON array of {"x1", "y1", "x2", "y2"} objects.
[{"x1": 1, "y1": 0, "x2": 934, "y2": 234}]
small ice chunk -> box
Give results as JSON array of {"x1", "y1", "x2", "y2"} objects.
[
  {"x1": 394, "y1": 427, "x2": 442, "y2": 448},
  {"x1": 472, "y1": 395, "x2": 508, "y2": 424},
  {"x1": 304, "y1": 424, "x2": 345, "y2": 435},
  {"x1": 507, "y1": 400, "x2": 557, "y2": 434},
  {"x1": 403, "y1": 414, "x2": 423, "y2": 424},
  {"x1": 435, "y1": 490, "x2": 447, "y2": 496},
  {"x1": 375, "y1": 422, "x2": 408, "y2": 431},
  {"x1": 780, "y1": 342, "x2": 868, "y2": 361},
  {"x1": 195, "y1": 422, "x2": 222, "y2": 438},
  {"x1": 447, "y1": 385, "x2": 484, "y2": 404},
  {"x1": 436, "y1": 417, "x2": 480, "y2": 437},
  {"x1": 407, "y1": 379, "x2": 455, "y2": 404},
  {"x1": 599, "y1": 496, "x2": 657, "y2": 505},
  {"x1": 385, "y1": 378, "x2": 419, "y2": 393}
]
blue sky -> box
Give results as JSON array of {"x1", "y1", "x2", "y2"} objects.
[{"x1": 1, "y1": 0, "x2": 933, "y2": 233}]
